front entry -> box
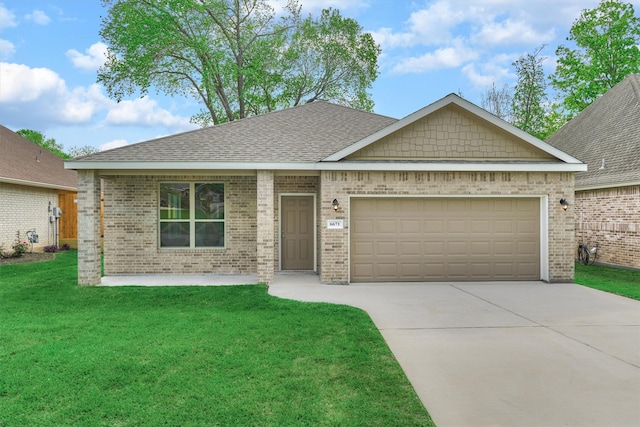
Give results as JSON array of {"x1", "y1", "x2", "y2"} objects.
[{"x1": 281, "y1": 196, "x2": 315, "y2": 270}]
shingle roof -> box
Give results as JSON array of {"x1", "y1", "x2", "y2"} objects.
[
  {"x1": 0, "y1": 125, "x2": 77, "y2": 190},
  {"x1": 546, "y1": 74, "x2": 640, "y2": 189},
  {"x1": 75, "y1": 101, "x2": 398, "y2": 163}
]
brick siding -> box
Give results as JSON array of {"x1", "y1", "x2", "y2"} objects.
[
  {"x1": 0, "y1": 182, "x2": 60, "y2": 254},
  {"x1": 575, "y1": 185, "x2": 640, "y2": 269},
  {"x1": 102, "y1": 174, "x2": 257, "y2": 276},
  {"x1": 320, "y1": 171, "x2": 575, "y2": 283}
]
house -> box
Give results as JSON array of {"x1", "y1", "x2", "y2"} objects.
[
  {"x1": 65, "y1": 94, "x2": 585, "y2": 285},
  {"x1": 546, "y1": 74, "x2": 640, "y2": 270},
  {"x1": 0, "y1": 125, "x2": 77, "y2": 253}
]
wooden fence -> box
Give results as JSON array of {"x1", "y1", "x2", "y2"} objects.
[{"x1": 58, "y1": 192, "x2": 104, "y2": 248}]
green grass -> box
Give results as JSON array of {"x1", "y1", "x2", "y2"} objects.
[
  {"x1": 575, "y1": 262, "x2": 640, "y2": 301},
  {"x1": 0, "y1": 251, "x2": 433, "y2": 426}
]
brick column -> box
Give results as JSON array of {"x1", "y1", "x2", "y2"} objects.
[
  {"x1": 256, "y1": 170, "x2": 275, "y2": 284},
  {"x1": 77, "y1": 170, "x2": 101, "y2": 285}
]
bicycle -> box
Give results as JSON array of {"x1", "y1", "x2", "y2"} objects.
[{"x1": 577, "y1": 240, "x2": 598, "y2": 265}]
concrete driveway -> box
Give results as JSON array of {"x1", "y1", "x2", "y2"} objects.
[{"x1": 269, "y1": 277, "x2": 640, "y2": 427}]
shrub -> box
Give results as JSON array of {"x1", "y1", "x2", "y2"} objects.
[
  {"x1": 44, "y1": 245, "x2": 59, "y2": 253},
  {"x1": 61, "y1": 244, "x2": 70, "y2": 251},
  {"x1": 11, "y1": 231, "x2": 29, "y2": 257}
]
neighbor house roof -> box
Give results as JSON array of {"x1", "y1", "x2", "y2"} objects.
[
  {"x1": 546, "y1": 74, "x2": 640, "y2": 190},
  {"x1": 67, "y1": 96, "x2": 586, "y2": 173},
  {"x1": 0, "y1": 125, "x2": 77, "y2": 191}
]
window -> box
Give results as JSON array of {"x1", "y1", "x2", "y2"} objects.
[{"x1": 159, "y1": 183, "x2": 225, "y2": 248}]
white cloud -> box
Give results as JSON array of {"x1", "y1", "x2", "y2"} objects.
[
  {"x1": 24, "y1": 9, "x2": 51, "y2": 26},
  {"x1": 67, "y1": 42, "x2": 109, "y2": 71},
  {"x1": 391, "y1": 40, "x2": 479, "y2": 74},
  {"x1": 100, "y1": 139, "x2": 129, "y2": 151},
  {"x1": 0, "y1": 62, "x2": 109, "y2": 126},
  {"x1": 0, "y1": 39, "x2": 15, "y2": 59},
  {"x1": 0, "y1": 4, "x2": 17, "y2": 29},
  {"x1": 0, "y1": 62, "x2": 66, "y2": 103},
  {"x1": 462, "y1": 62, "x2": 513, "y2": 89},
  {"x1": 473, "y1": 18, "x2": 555, "y2": 46},
  {"x1": 370, "y1": 1, "x2": 466, "y2": 49},
  {"x1": 105, "y1": 96, "x2": 193, "y2": 129}
]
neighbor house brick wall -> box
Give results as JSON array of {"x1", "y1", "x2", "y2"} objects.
[
  {"x1": 77, "y1": 170, "x2": 102, "y2": 285},
  {"x1": 274, "y1": 175, "x2": 320, "y2": 271},
  {"x1": 102, "y1": 174, "x2": 257, "y2": 276},
  {"x1": 575, "y1": 185, "x2": 640, "y2": 269},
  {"x1": 0, "y1": 182, "x2": 60, "y2": 253},
  {"x1": 320, "y1": 171, "x2": 575, "y2": 284}
]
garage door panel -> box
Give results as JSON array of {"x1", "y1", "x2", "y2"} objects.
[
  {"x1": 377, "y1": 241, "x2": 397, "y2": 255},
  {"x1": 352, "y1": 241, "x2": 374, "y2": 256},
  {"x1": 424, "y1": 219, "x2": 445, "y2": 232},
  {"x1": 447, "y1": 220, "x2": 467, "y2": 233},
  {"x1": 470, "y1": 241, "x2": 490, "y2": 255},
  {"x1": 351, "y1": 197, "x2": 540, "y2": 282},
  {"x1": 377, "y1": 263, "x2": 398, "y2": 279},
  {"x1": 377, "y1": 219, "x2": 397, "y2": 233}
]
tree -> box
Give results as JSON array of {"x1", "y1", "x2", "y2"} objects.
[
  {"x1": 511, "y1": 45, "x2": 549, "y2": 139},
  {"x1": 17, "y1": 129, "x2": 70, "y2": 159},
  {"x1": 98, "y1": 0, "x2": 380, "y2": 126},
  {"x1": 480, "y1": 82, "x2": 512, "y2": 121},
  {"x1": 551, "y1": 0, "x2": 640, "y2": 115},
  {"x1": 67, "y1": 145, "x2": 100, "y2": 158}
]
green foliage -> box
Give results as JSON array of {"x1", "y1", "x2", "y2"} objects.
[
  {"x1": 0, "y1": 251, "x2": 433, "y2": 426},
  {"x1": 98, "y1": 0, "x2": 379, "y2": 126},
  {"x1": 511, "y1": 45, "x2": 549, "y2": 139},
  {"x1": 575, "y1": 262, "x2": 640, "y2": 300},
  {"x1": 66, "y1": 145, "x2": 99, "y2": 158},
  {"x1": 10, "y1": 231, "x2": 29, "y2": 258},
  {"x1": 16, "y1": 129, "x2": 70, "y2": 159},
  {"x1": 551, "y1": 0, "x2": 640, "y2": 116}
]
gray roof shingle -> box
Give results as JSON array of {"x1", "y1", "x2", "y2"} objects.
[
  {"x1": 76, "y1": 101, "x2": 398, "y2": 163},
  {"x1": 0, "y1": 125, "x2": 77, "y2": 190},
  {"x1": 546, "y1": 74, "x2": 640, "y2": 188}
]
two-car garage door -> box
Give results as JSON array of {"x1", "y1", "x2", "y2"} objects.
[{"x1": 350, "y1": 198, "x2": 540, "y2": 282}]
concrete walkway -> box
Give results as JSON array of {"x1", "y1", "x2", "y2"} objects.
[{"x1": 269, "y1": 275, "x2": 640, "y2": 427}]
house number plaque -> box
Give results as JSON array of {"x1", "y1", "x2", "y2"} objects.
[{"x1": 326, "y1": 220, "x2": 344, "y2": 229}]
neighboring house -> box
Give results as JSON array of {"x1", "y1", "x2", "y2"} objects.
[
  {"x1": 546, "y1": 74, "x2": 640, "y2": 270},
  {"x1": 66, "y1": 94, "x2": 585, "y2": 285},
  {"x1": 0, "y1": 125, "x2": 77, "y2": 253}
]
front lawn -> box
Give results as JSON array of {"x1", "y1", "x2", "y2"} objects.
[
  {"x1": 0, "y1": 251, "x2": 433, "y2": 426},
  {"x1": 575, "y1": 262, "x2": 640, "y2": 301}
]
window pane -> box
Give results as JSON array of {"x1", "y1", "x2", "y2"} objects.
[
  {"x1": 195, "y1": 222, "x2": 224, "y2": 247},
  {"x1": 195, "y1": 183, "x2": 224, "y2": 220},
  {"x1": 160, "y1": 183, "x2": 190, "y2": 220},
  {"x1": 160, "y1": 222, "x2": 190, "y2": 247}
]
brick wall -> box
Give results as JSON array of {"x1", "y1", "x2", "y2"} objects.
[
  {"x1": 575, "y1": 185, "x2": 639, "y2": 269},
  {"x1": 0, "y1": 182, "x2": 60, "y2": 253},
  {"x1": 320, "y1": 171, "x2": 575, "y2": 283},
  {"x1": 102, "y1": 174, "x2": 257, "y2": 275},
  {"x1": 256, "y1": 171, "x2": 274, "y2": 283}
]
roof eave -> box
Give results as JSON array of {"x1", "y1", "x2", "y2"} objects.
[
  {"x1": 65, "y1": 160, "x2": 587, "y2": 173},
  {"x1": 0, "y1": 176, "x2": 77, "y2": 192}
]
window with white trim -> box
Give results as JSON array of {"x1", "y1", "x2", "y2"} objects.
[{"x1": 159, "y1": 183, "x2": 225, "y2": 248}]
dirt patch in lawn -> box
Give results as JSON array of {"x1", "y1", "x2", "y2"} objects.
[{"x1": 0, "y1": 252, "x2": 56, "y2": 266}]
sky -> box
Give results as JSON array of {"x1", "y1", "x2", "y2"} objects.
[{"x1": 1, "y1": 0, "x2": 638, "y2": 153}]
